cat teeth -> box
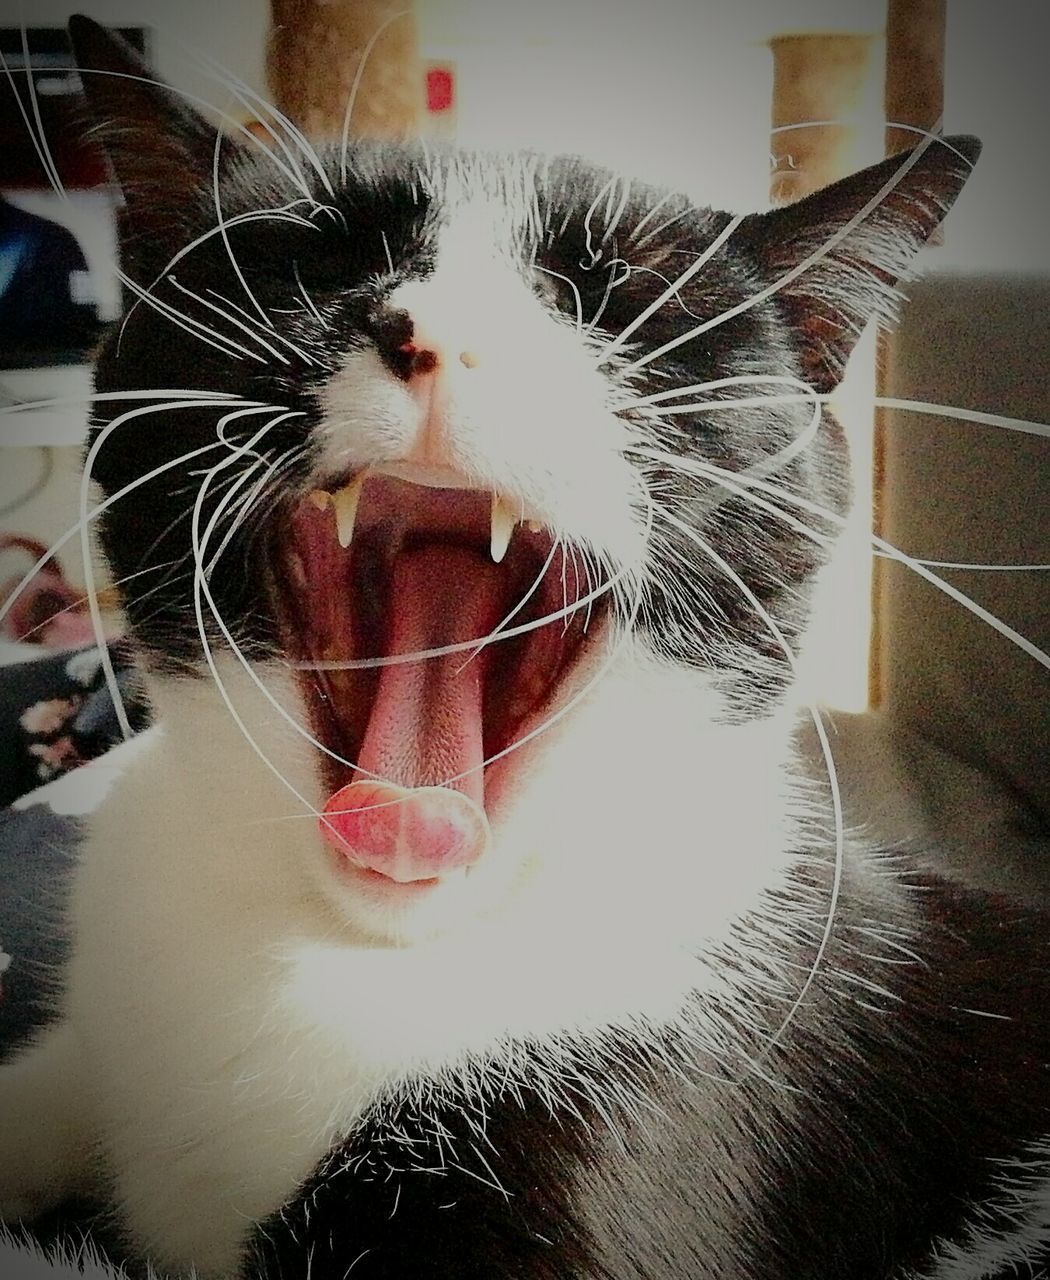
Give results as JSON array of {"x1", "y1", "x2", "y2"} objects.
[
  {"x1": 332, "y1": 473, "x2": 367, "y2": 548},
  {"x1": 311, "y1": 477, "x2": 543, "y2": 561},
  {"x1": 490, "y1": 494, "x2": 517, "y2": 564}
]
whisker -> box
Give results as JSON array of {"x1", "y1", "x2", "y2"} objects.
[
  {"x1": 176, "y1": 41, "x2": 334, "y2": 199},
  {"x1": 118, "y1": 203, "x2": 320, "y2": 346},
  {"x1": 167, "y1": 278, "x2": 290, "y2": 364},
  {"x1": 616, "y1": 371, "x2": 822, "y2": 412},
  {"x1": 211, "y1": 125, "x2": 273, "y2": 330},
  {"x1": 772, "y1": 118, "x2": 975, "y2": 167},
  {"x1": 646, "y1": 494, "x2": 845, "y2": 1066},
  {"x1": 620, "y1": 139, "x2": 967, "y2": 378},
  {"x1": 626, "y1": 189, "x2": 677, "y2": 246},
  {"x1": 338, "y1": 8, "x2": 412, "y2": 185},
  {"x1": 78, "y1": 401, "x2": 292, "y2": 738},
  {"x1": 0, "y1": 403, "x2": 264, "y2": 636},
  {"x1": 585, "y1": 259, "x2": 631, "y2": 337},
  {"x1": 533, "y1": 265, "x2": 584, "y2": 333},
  {"x1": 381, "y1": 230, "x2": 395, "y2": 276},
  {"x1": 631, "y1": 444, "x2": 1050, "y2": 672},
  {"x1": 0, "y1": 388, "x2": 263, "y2": 414},
  {"x1": 9, "y1": 562, "x2": 178, "y2": 645},
  {"x1": 581, "y1": 175, "x2": 618, "y2": 268},
  {"x1": 18, "y1": 18, "x2": 65, "y2": 193},
  {"x1": 187, "y1": 421, "x2": 391, "y2": 811},
  {"x1": 293, "y1": 260, "x2": 329, "y2": 329},
  {"x1": 0, "y1": 33, "x2": 64, "y2": 198},
  {"x1": 204, "y1": 289, "x2": 319, "y2": 365},
  {"x1": 117, "y1": 268, "x2": 267, "y2": 363},
  {"x1": 73, "y1": 65, "x2": 318, "y2": 198},
  {"x1": 595, "y1": 214, "x2": 748, "y2": 368},
  {"x1": 874, "y1": 397, "x2": 1050, "y2": 440}
]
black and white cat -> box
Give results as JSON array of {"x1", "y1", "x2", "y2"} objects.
[{"x1": 3, "y1": 16, "x2": 1048, "y2": 1280}]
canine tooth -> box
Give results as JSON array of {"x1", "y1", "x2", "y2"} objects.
[
  {"x1": 307, "y1": 489, "x2": 332, "y2": 511},
  {"x1": 490, "y1": 494, "x2": 516, "y2": 564},
  {"x1": 333, "y1": 473, "x2": 366, "y2": 548}
]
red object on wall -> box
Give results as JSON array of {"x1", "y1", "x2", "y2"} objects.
[{"x1": 426, "y1": 66, "x2": 455, "y2": 113}]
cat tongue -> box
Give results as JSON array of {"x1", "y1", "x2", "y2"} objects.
[{"x1": 320, "y1": 545, "x2": 500, "y2": 882}]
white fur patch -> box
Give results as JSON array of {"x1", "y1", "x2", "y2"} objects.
[
  {"x1": 0, "y1": 1235, "x2": 137, "y2": 1280},
  {"x1": 902, "y1": 1144, "x2": 1050, "y2": 1278}
]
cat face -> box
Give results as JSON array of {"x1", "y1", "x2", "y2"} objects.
[{"x1": 70, "y1": 18, "x2": 977, "y2": 944}]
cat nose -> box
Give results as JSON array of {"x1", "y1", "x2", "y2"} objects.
[{"x1": 370, "y1": 306, "x2": 479, "y2": 383}]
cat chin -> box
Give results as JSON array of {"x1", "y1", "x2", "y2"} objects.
[{"x1": 135, "y1": 642, "x2": 800, "y2": 956}]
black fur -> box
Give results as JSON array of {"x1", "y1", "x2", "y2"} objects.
[{"x1": 248, "y1": 858, "x2": 1050, "y2": 1280}]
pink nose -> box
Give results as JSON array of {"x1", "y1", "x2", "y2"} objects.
[
  {"x1": 320, "y1": 780, "x2": 491, "y2": 883},
  {"x1": 397, "y1": 339, "x2": 440, "y2": 379}
]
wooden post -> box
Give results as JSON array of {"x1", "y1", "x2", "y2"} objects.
[
  {"x1": 884, "y1": 0, "x2": 946, "y2": 156},
  {"x1": 769, "y1": 33, "x2": 880, "y2": 203},
  {"x1": 267, "y1": 0, "x2": 422, "y2": 141},
  {"x1": 870, "y1": 0, "x2": 947, "y2": 705}
]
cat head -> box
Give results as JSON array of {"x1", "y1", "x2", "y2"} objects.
[{"x1": 70, "y1": 15, "x2": 977, "y2": 943}]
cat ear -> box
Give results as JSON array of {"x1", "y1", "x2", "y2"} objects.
[
  {"x1": 67, "y1": 15, "x2": 224, "y2": 263},
  {"x1": 738, "y1": 136, "x2": 981, "y2": 392}
]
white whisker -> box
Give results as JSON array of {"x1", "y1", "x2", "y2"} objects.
[
  {"x1": 596, "y1": 214, "x2": 747, "y2": 368},
  {"x1": 204, "y1": 289, "x2": 319, "y2": 365},
  {"x1": 177, "y1": 41, "x2": 335, "y2": 198},
  {"x1": 626, "y1": 189, "x2": 676, "y2": 246},
  {"x1": 338, "y1": 9, "x2": 412, "y2": 185},
  {"x1": 212, "y1": 127, "x2": 273, "y2": 330},
  {"x1": 73, "y1": 65, "x2": 318, "y2": 197},
  {"x1": 118, "y1": 267, "x2": 267, "y2": 363},
  {"x1": 119, "y1": 203, "x2": 320, "y2": 346},
  {"x1": 293, "y1": 260, "x2": 329, "y2": 328},
  {"x1": 647, "y1": 495, "x2": 844, "y2": 1065},
  {"x1": 633, "y1": 444, "x2": 1050, "y2": 673},
  {"x1": 875, "y1": 397, "x2": 1050, "y2": 440},
  {"x1": 534, "y1": 265, "x2": 584, "y2": 333},
  {"x1": 167, "y1": 278, "x2": 290, "y2": 364},
  {"x1": 0, "y1": 404, "x2": 263, "y2": 635},
  {"x1": 620, "y1": 143, "x2": 943, "y2": 378},
  {"x1": 77, "y1": 401, "x2": 289, "y2": 738},
  {"x1": 190, "y1": 418, "x2": 332, "y2": 817}
]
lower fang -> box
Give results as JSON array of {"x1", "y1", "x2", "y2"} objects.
[{"x1": 333, "y1": 473, "x2": 366, "y2": 548}]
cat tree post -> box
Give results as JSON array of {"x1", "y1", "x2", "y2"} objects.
[
  {"x1": 768, "y1": 32, "x2": 881, "y2": 203},
  {"x1": 872, "y1": 0, "x2": 946, "y2": 704},
  {"x1": 266, "y1": 0, "x2": 422, "y2": 140}
]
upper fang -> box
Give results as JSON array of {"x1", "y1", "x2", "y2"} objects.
[
  {"x1": 333, "y1": 473, "x2": 366, "y2": 548},
  {"x1": 490, "y1": 494, "x2": 516, "y2": 564}
]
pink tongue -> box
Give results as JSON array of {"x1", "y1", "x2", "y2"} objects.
[{"x1": 319, "y1": 546, "x2": 501, "y2": 883}]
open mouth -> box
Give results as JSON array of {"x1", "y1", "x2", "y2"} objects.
[{"x1": 276, "y1": 467, "x2": 606, "y2": 882}]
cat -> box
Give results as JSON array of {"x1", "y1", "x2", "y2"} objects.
[{"x1": 3, "y1": 14, "x2": 1048, "y2": 1280}]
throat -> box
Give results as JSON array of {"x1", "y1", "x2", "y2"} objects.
[{"x1": 353, "y1": 544, "x2": 503, "y2": 807}]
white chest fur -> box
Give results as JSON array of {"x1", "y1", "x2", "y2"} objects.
[{"x1": 36, "y1": 651, "x2": 801, "y2": 1272}]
